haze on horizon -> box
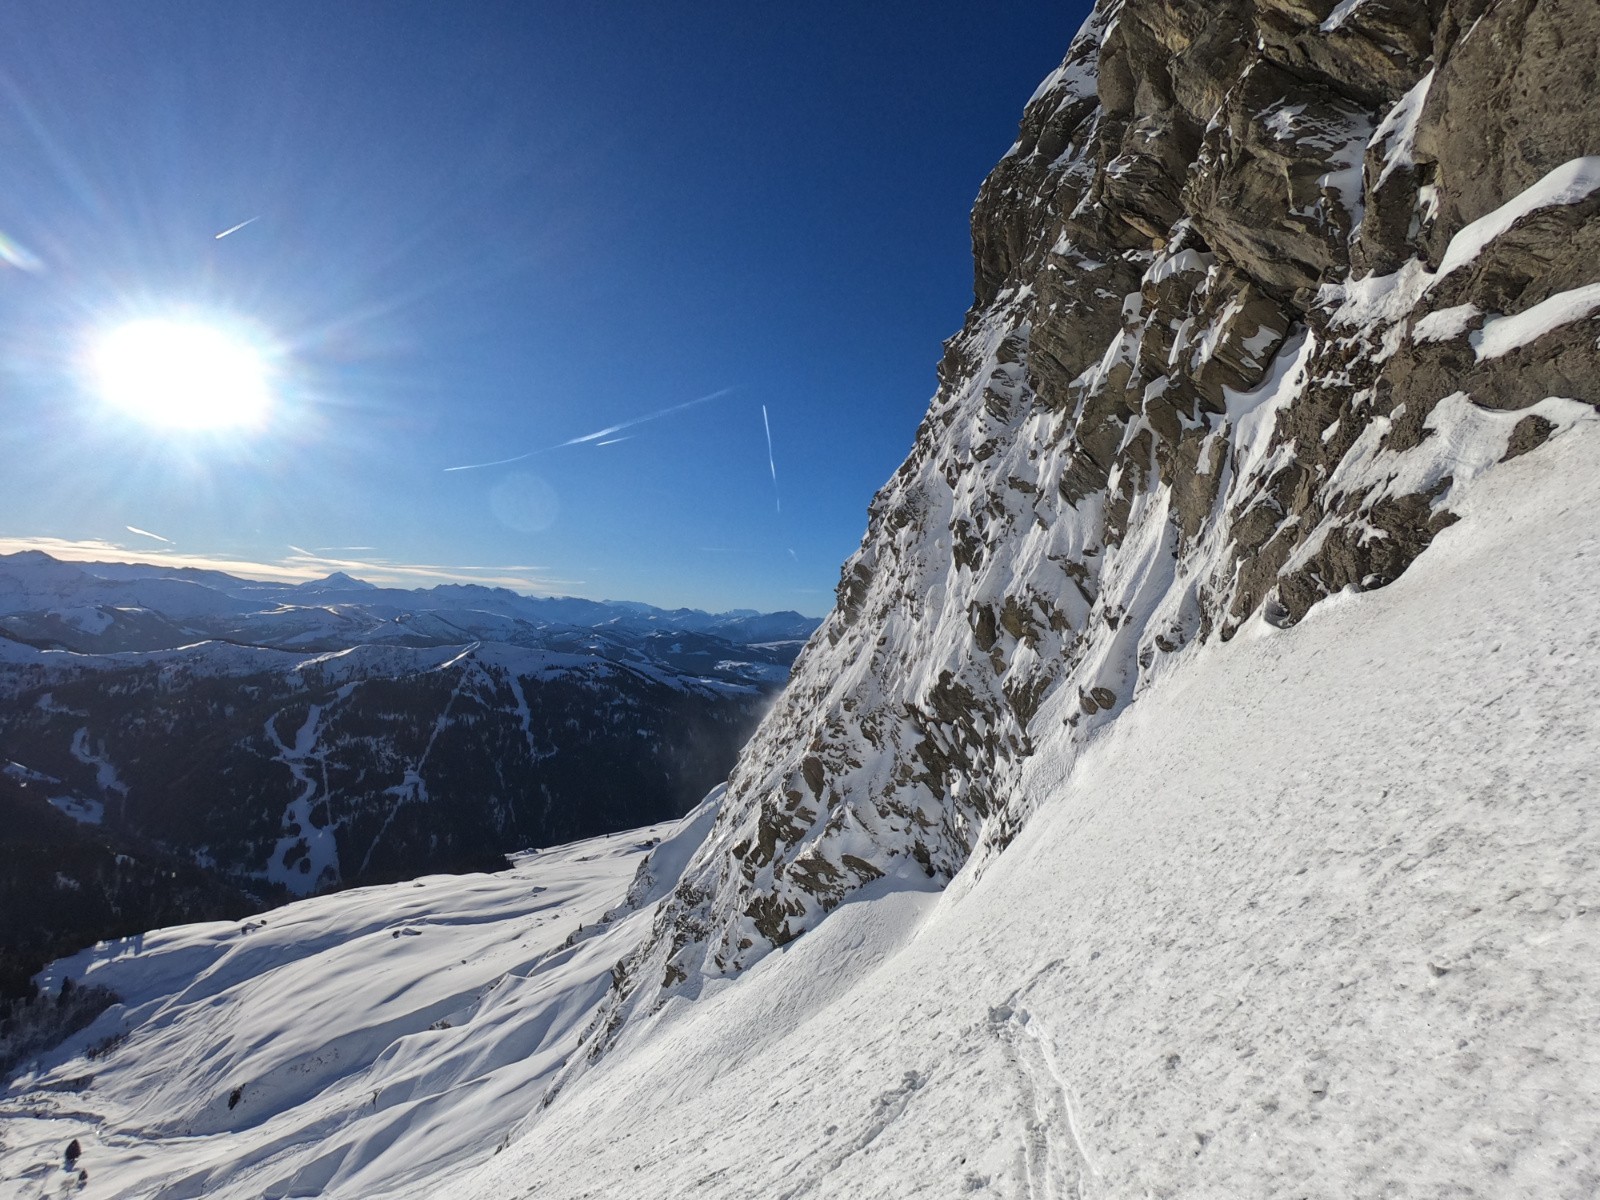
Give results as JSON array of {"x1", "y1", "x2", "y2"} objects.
[{"x1": 0, "y1": 2, "x2": 1085, "y2": 615}]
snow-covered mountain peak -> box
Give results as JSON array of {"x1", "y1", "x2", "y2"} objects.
[{"x1": 297, "y1": 570, "x2": 377, "y2": 592}]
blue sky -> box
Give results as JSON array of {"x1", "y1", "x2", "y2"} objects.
[{"x1": 0, "y1": 2, "x2": 1089, "y2": 614}]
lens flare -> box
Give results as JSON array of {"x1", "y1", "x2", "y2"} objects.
[{"x1": 91, "y1": 318, "x2": 274, "y2": 430}]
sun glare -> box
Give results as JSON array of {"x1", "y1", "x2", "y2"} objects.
[{"x1": 91, "y1": 317, "x2": 274, "y2": 430}]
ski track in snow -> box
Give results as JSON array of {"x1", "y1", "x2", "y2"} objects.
[
  {"x1": 69, "y1": 726, "x2": 127, "y2": 802},
  {"x1": 503, "y1": 667, "x2": 543, "y2": 764},
  {"x1": 989, "y1": 995, "x2": 1103, "y2": 1199}
]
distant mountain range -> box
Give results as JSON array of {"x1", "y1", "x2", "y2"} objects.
[
  {"x1": 0, "y1": 551, "x2": 818, "y2": 995},
  {"x1": 0, "y1": 551, "x2": 819, "y2": 655}
]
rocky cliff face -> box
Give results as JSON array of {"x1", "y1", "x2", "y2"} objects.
[{"x1": 581, "y1": 0, "x2": 1600, "y2": 1054}]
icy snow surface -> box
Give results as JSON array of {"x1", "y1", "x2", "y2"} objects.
[
  {"x1": 1412, "y1": 302, "x2": 1481, "y2": 343},
  {"x1": 1319, "y1": 0, "x2": 1368, "y2": 32},
  {"x1": 8, "y1": 422, "x2": 1593, "y2": 1197}
]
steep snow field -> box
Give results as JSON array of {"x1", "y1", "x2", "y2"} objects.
[
  {"x1": 456, "y1": 418, "x2": 1598, "y2": 1199},
  {"x1": 4, "y1": 421, "x2": 1597, "y2": 1197}
]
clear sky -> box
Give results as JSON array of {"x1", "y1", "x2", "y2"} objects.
[{"x1": 0, "y1": 2, "x2": 1089, "y2": 615}]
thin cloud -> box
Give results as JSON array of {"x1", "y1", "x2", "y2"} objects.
[
  {"x1": 2, "y1": 536, "x2": 131, "y2": 559},
  {"x1": 444, "y1": 387, "x2": 734, "y2": 472},
  {"x1": 0, "y1": 536, "x2": 320, "y2": 583},
  {"x1": 125, "y1": 525, "x2": 172, "y2": 544},
  {"x1": 762, "y1": 404, "x2": 780, "y2": 513}
]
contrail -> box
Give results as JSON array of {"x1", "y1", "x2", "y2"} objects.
[
  {"x1": 762, "y1": 404, "x2": 780, "y2": 513},
  {"x1": 442, "y1": 447, "x2": 544, "y2": 473},
  {"x1": 445, "y1": 387, "x2": 733, "y2": 472},
  {"x1": 560, "y1": 388, "x2": 732, "y2": 448},
  {"x1": 594, "y1": 436, "x2": 632, "y2": 447},
  {"x1": 125, "y1": 525, "x2": 171, "y2": 544},
  {"x1": 214, "y1": 216, "x2": 259, "y2": 240}
]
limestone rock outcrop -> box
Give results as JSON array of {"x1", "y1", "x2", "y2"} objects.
[{"x1": 571, "y1": 0, "x2": 1600, "y2": 1067}]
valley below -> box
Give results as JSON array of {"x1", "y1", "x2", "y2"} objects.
[{"x1": 0, "y1": 552, "x2": 815, "y2": 997}]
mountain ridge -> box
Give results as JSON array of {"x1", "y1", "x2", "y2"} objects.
[
  {"x1": 0, "y1": 552, "x2": 820, "y2": 1000},
  {"x1": 571, "y1": 0, "x2": 1600, "y2": 1069},
  {"x1": 0, "y1": 551, "x2": 823, "y2": 647}
]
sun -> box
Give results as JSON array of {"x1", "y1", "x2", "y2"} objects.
[{"x1": 90, "y1": 317, "x2": 274, "y2": 430}]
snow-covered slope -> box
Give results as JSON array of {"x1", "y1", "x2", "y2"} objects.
[
  {"x1": 1, "y1": 801, "x2": 717, "y2": 1198},
  {"x1": 5, "y1": 393, "x2": 1595, "y2": 1200},
  {"x1": 478, "y1": 419, "x2": 1600, "y2": 1200},
  {"x1": 6, "y1": 0, "x2": 1599, "y2": 1194}
]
